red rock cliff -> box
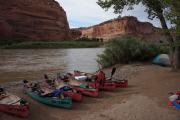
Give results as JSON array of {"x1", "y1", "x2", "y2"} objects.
[
  {"x1": 78, "y1": 16, "x2": 165, "y2": 42},
  {"x1": 0, "y1": 0, "x2": 70, "y2": 40}
]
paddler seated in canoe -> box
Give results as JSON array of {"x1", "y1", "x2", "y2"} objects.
[{"x1": 0, "y1": 88, "x2": 8, "y2": 100}]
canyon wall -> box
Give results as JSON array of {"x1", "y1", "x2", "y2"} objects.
[
  {"x1": 78, "y1": 16, "x2": 166, "y2": 42},
  {"x1": 0, "y1": 0, "x2": 70, "y2": 40}
]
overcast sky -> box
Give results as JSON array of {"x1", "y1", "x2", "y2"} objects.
[{"x1": 56, "y1": 0, "x2": 161, "y2": 28}]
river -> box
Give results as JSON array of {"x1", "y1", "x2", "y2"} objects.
[{"x1": 0, "y1": 48, "x2": 104, "y2": 83}]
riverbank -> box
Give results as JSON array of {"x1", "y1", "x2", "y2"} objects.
[
  {"x1": 0, "y1": 40, "x2": 103, "y2": 49},
  {"x1": 0, "y1": 63, "x2": 179, "y2": 120}
]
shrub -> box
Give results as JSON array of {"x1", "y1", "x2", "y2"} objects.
[
  {"x1": 2, "y1": 41, "x2": 103, "y2": 49},
  {"x1": 97, "y1": 36, "x2": 169, "y2": 68},
  {"x1": 76, "y1": 37, "x2": 101, "y2": 42},
  {"x1": 0, "y1": 38, "x2": 24, "y2": 47}
]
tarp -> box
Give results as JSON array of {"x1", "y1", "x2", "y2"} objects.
[
  {"x1": 153, "y1": 54, "x2": 171, "y2": 66},
  {"x1": 173, "y1": 101, "x2": 180, "y2": 109},
  {"x1": 51, "y1": 86, "x2": 71, "y2": 97}
]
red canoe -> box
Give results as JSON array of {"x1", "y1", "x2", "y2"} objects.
[
  {"x1": 111, "y1": 79, "x2": 128, "y2": 88},
  {"x1": 88, "y1": 82, "x2": 116, "y2": 91},
  {"x1": 63, "y1": 91, "x2": 82, "y2": 102},
  {"x1": 176, "y1": 91, "x2": 180, "y2": 95},
  {"x1": 0, "y1": 104, "x2": 29, "y2": 117},
  {"x1": 0, "y1": 93, "x2": 29, "y2": 118},
  {"x1": 72, "y1": 86, "x2": 99, "y2": 97},
  {"x1": 74, "y1": 70, "x2": 128, "y2": 89},
  {"x1": 85, "y1": 80, "x2": 128, "y2": 90}
]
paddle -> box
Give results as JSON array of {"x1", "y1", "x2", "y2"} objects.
[
  {"x1": 44, "y1": 74, "x2": 49, "y2": 80},
  {"x1": 110, "y1": 67, "x2": 116, "y2": 80}
]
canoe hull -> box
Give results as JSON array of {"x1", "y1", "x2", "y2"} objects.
[
  {"x1": 63, "y1": 91, "x2": 82, "y2": 102},
  {"x1": 73, "y1": 87, "x2": 99, "y2": 97},
  {"x1": 26, "y1": 91, "x2": 72, "y2": 108},
  {"x1": 114, "y1": 80, "x2": 128, "y2": 88},
  {"x1": 89, "y1": 82, "x2": 116, "y2": 91},
  {"x1": 0, "y1": 104, "x2": 29, "y2": 117}
]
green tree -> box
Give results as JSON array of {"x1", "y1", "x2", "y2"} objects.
[
  {"x1": 164, "y1": 0, "x2": 180, "y2": 70},
  {"x1": 97, "y1": 0, "x2": 180, "y2": 70}
]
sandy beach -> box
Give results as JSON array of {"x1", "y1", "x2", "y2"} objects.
[{"x1": 0, "y1": 64, "x2": 179, "y2": 120}]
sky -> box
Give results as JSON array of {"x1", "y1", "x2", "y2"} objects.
[{"x1": 56, "y1": 0, "x2": 161, "y2": 28}]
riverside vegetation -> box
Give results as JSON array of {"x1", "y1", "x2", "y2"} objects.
[
  {"x1": 97, "y1": 36, "x2": 169, "y2": 68},
  {"x1": 0, "y1": 37, "x2": 103, "y2": 49}
]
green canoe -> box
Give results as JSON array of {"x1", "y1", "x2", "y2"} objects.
[{"x1": 26, "y1": 91, "x2": 72, "y2": 109}]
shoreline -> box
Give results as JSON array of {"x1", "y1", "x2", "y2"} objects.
[
  {"x1": 0, "y1": 63, "x2": 180, "y2": 120},
  {"x1": 0, "y1": 40, "x2": 104, "y2": 49}
]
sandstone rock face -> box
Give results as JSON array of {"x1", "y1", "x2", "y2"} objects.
[
  {"x1": 69, "y1": 29, "x2": 82, "y2": 40},
  {"x1": 78, "y1": 16, "x2": 166, "y2": 42},
  {"x1": 0, "y1": 0, "x2": 70, "y2": 40}
]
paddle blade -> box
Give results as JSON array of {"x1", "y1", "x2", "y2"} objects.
[
  {"x1": 44, "y1": 74, "x2": 49, "y2": 80},
  {"x1": 111, "y1": 67, "x2": 116, "y2": 78}
]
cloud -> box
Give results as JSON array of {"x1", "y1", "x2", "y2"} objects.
[{"x1": 56, "y1": 0, "x2": 161, "y2": 28}]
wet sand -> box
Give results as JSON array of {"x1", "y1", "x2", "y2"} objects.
[{"x1": 0, "y1": 64, "x2": 179, "y2": 120}]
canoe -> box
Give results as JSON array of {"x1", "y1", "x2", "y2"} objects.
[
  {"x1": 35, "y1": 79, "x2": 82, "y2": 102},
  {"x1": 90, "y1": 80, "x2": 128, "y2": 90},
  {"x1": 106, "y1": 78, "x2": 128, "y2": 88},
  {"x1": 72, "y1": 86, "x2": 99, "y2": 97},
  {"x1": 65, "y1": 79, "x2": 99, "y2": 97},
  {"x1": 73, "y1": 71, "x2": 127, "y2": 90},
  {"x1": 114, "y1": 80, "x2": 128, "y2": 88},
  {"x1": 71, "y1": 84, "x2": 99, "y2": 97},
  {"x1": 0, "y1": 93, "x2": 29, "y2": 117},
  {"x1": 176, "y1": 91, "x2": 180, "y2": 95},
  {"x1": 53, "y1": 81, "x2": 83, "y2": 102},
  {"x1": 26, "y1": 91, "x2": 72, "y2": 108},
  {"x1": 73, "y1": 71, "x2": 116, "y2": 91},
  {"x1": 63, "y1": 91, "x2": 82, "y2": 102},
  {"x1": 88, "y1": 82, "x2": 116, "y2": 91}
]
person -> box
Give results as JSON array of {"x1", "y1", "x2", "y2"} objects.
[{"x1": 95, "y1": 70, "x2": 106, "y2": 87}]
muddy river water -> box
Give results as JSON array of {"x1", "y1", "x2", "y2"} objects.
[{"x1": 0, "y1": 48, "x2": 104, "y2": 83}]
